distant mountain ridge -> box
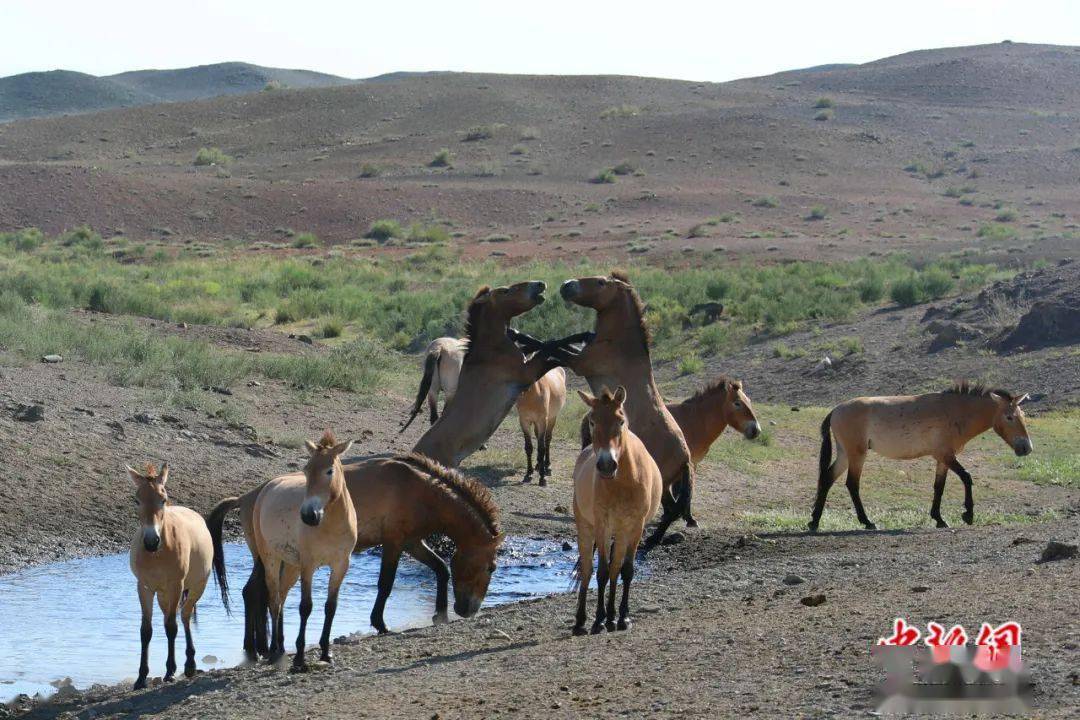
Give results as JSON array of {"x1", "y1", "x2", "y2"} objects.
[{"x1": 0, "y1": 62, "x2": 354, "y2": 121}]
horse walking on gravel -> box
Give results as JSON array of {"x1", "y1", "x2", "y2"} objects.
[
  {"x1": 572, "y1": 387, "x2": 662, "y2": 635},
  {"x1": 208, "y1": 451, "x2": 504, "y2": 658},
  {"x1": 808, "y1": 382, "x2": 1034, "y2": 532},
  {"x1": 248, "y1": 431, "x2": 357, "y2": 669},
  {"x1": 128, "y1": 463, "x2": 218, "y2": 689},
  {"x1": 667, "y1": 376, "x2": 761, "y2": 464},
  {"x1": 517, "y1": 366, "x2": 567, "y2": 485},
  {"x1": 401, "y1": 337, "x2": 466, "y2": 430}
]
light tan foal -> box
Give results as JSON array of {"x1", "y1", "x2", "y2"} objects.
[
  {"x1": 516, "y1": 366, "x2": 567, "y2": 485},
  {"x1": 128, "y1": 462, "x2": 214, "y2": 689},
  {"x1": 253, "y1": 431, "x2": 357, "y2": 669}
]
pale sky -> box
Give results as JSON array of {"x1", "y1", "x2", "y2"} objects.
[{"x1": 4, "y1": 0, "x2": 1079, "y2": 82}]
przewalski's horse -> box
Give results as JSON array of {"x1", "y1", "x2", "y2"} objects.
[
  {"x1": 809, "y1": 382, "x2": 1034, "y2": 532},
  {"x1": 208, "y1": 452, "x2": 503, "y2": 658},
  {"x1": 666, "y1": 376, "x2": 761, "y2": 464},
  {"x1": 249, "y1": 431, "x2": 357, "y2": 669},
  {"x1": 128, "y1": 463, "x2": 217, "y2": 689},
  {"x1": 401, "y1": 337, "x2": 466, "y2": 431},
  {"x1": 411, "y1": 281, "x2": 557, "y2": 467},
  {"x1": 572, "y1": 387, "x2": 662, "y2": 635},
  {"x1": 550, "y1": 272, "x2": 694, "y2": 547},
  {"x1": 517, "y1": 366, "x2": 567, "y2": 485}
]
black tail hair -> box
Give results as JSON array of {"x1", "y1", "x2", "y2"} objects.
[
  {"x1": 579, "y1": 412, "x2": 591, "y2": 449},
  {"x1": 401, "y1": 350, "x2": 439, "y2": 433},
  {"x1": 205, "y1": 496, "x2": 240, "y2": 615},
  {"x1": 243, "y1": 557, "x2": 270, "y2": 659},
  {"x1": 818, "y1": 411, "x2": 834, "y2": 489},
  {"x1": 642, "y1": 462, "x2": 692, "y2": 552}
]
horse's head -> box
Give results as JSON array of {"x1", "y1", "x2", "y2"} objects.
[
  {"x1": 559, "y1": 273, "x2": 630, "y2": 311},
  {"x1": 580, "y1": 386, "x2": 628, "y2": 478},
  {"x1": 471, "y1": 281, "x2": 546, "y2": 324},
  {"x1": 990, "y1": 391, "x2": 1033, "y2": 456},
  {"x1": 128, "y1": 462, "x2": 170, "y2": 552},
  {"x1": 450, "y1": 532, "x2": 505, "y2": 617},
  {"x1": 722, "y1": 379, "x2": 761, "y2": 440},
  {"x1": 301, "y1": 430, "x2": 353, "y2": 527}
]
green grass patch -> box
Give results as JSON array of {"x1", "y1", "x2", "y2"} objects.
[{"x1": 193, "y1": 147, "x2": 232, "y2": 166}]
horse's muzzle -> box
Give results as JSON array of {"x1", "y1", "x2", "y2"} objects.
[
  {"x1": 595, "y1": 450, "x2": 618, "y2": 477},
  {"x1": 454, "y1": 596, "x2": 482, "y2": 618},
  {"x1": 300, "y1": 498, "x2": 325, "y2": 527},
  {"x1": 142, "y1": 528, "x2": 161, "y2": 553},
  {"x1": 1013, "y1": 438, "x2": 1033, "y2": 456},
  {"x1": 560, "y1": 280, "x2": 580, "y2": 301},
  {"x1": 531, "y1": 281, "x2": 547, "y2": 302},
  {"x1": 743, "y1": 421, "x2": 761, "y2": 440}
]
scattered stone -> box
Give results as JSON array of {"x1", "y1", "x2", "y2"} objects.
[
  {"x1": 12, "y1": 404, "x2": 44, "y2": 422},
  {"x1": 661, "y1": 532, "x2": 685, "y2": 546},
  {"x1": 207, "y1": 386, "x2": 233, "y2": 396},
  {"x1": 41, "y1": 354, "x2": 63, "y2": 363},
  {"x1": 178, "y1": 322, "x2": 188, "y2": 329},
  {"x1": 554, "y1": 504, "x2": 568, "y2": 514},
  {"x1": 179, "y1": 429, "x2": 198, "y2": 440},
  {"x1": 297, "y1": 335, "x2": 314, "y2": 345},
  {"x1": 248, "y1": 380, "x2": 262, "y2": 387},
  {"x1": 561, "y1": 541, "x2": 573, "y2": 551},
  {"x1": 201, "y1": 655, "x2": 218, "y2": 664},
  {"x1": 782, "y1": 574, "x2": 805, "y2": 585},
  {"x1": 911, "y1": 586, "x2": 931, "y2": 593},
  {"x1": 73, "y1": 406, "x2": 95, "y2": 417},
  {"x1": 800, "y1": 594, "x2": 827, "y2": 607},
  {"x1": 814, "y1": 356, "x2": 833, "y2": 373},
  {"x1": 1038, "y1": 541, "x2": 1077, "y2": 563},
  {"x1": 489, "y1": 629, "x2": 512, "y2": 642},
  {"x1": 790, "y1": 406, "x2": 800, "y2": 412},
  {"x1": 132, "y1": 412, "x2": 155, "y2": 424},
  {"x1": 1011, "y1": 536, "x2": 1036, "y2": 545}
]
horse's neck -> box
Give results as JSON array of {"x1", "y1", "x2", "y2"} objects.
[
  {"x1": 466, "y1": 314, "x2": 514, "y2": 361},
  {"x1": 428, "y1": 487, "x2": 491, "y2": 548},
  {"x1": 327, "y1": 473, "x2": 353, "y2": 517},
  {"x1": 594, "y1": 297, "x2": 647, "y2": 352},
  {"x1": 956, "y1": 396, "x2": 997, "y2": 443},
  {"x1": 679, "y1": 396, "x2": 726, "y2": 449}
]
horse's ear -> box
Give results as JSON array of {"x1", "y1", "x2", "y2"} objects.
[
  {"x1": 988, "y1": 391, "x2": 1010, "y2": 406},
  {"x1": 612, "y1": 386, "x2": 627, "y2": 405},
  {"x1": 577, "y1": 390, "x2": 596, "y2": 407},
  {"x1": 492, "y1": 532, "x2": 506, "y2": 547},
  {"x1": 1014, "y1": 393, "x2": 1030, "y2": 406},
  {"x1": 157, "y1": 463, "x2": 169, "y2": 485},
  {"x1": 127, "y1": 465, "x2": 144, "y2": 486},
  {"x1": 305, "y1": 440, "x2": 320, "y2": 455},
  {"x1": 332, "y1": 440, "x2": 354, "y2": 457},
  {"x1": 472, "y1": 286, "x2": 493, "y2": 304}
]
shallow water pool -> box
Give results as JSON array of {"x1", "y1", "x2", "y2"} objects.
[{"x1": 0, "y1": 537, "x2": 575, "y2": 701}]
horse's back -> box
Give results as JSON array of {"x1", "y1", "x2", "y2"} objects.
[{"x1": 832, "y1": 394, "x2": 955, "y2": 460}]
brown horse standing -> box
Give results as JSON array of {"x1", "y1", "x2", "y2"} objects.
[
  {"x1": 128, "y1": 463, "x2": 217, "y2": 689},
  {"x1": 809, "y1": 382, "x2": 1034, "y2": 532},
  {"x1": 402, "y1": 337, "x2": 466, "y2": 430},
  {"x1": 666, "y1": 376, "x2": 761, "y2": 464},
  {"x1": 552, "y1": 272, "x2": 694, "y2": 546},
  {"x1": 410, "y1": 281, "x2": 557, "y2": 467},
  {"x1": 516, "y1": 366, "x2": 567, "y2": 485},
  {"x1": 248, "y1": 431, "x2": 356, "y2": 669},
  {"x1": 572, "y1": 387, "x2": 662, "y2": 635},
  {"x1": 209, "y1": 452, "x2": 503, "y2": 658}
]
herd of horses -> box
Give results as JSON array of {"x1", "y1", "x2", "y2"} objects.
[{"x1": 126, "y1": 272, "x2": 1035, "y2": 687}]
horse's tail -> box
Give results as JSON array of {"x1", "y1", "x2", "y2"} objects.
[
  {"x1": 672, "y1": 462, "x2": 693, "y2": 521},
  {"x1": 206, "y1": 496, "x2": 240, "y2": 616},
  {"x1": 401, "y1": 349, "x2": 439, "y2": 433},
  {"x1": 579, "y1": 412, "x2": 591, "y2": 449},
  {"x1": 818, "y1": 411, "x2": 834, "y2": 487}
]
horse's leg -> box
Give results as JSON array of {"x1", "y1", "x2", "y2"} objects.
[
  {"x1": 159, "y1": 591, "x2": 180, "y2": 682},
  {"x1": 930, "y1": 459, "x2": 950, "y2": 528},
  {"x1": 522, "y1": 424, "x2": 534, "y2": 481},
  {"x1": 679, "y1": 465, "x2": 697, "y2": 527},
  {"x1": 242, "y1": 560, "x2": 269, "y2": 661},
  {"x1": 181, "y1": 598, "x2": 197, "y2": 678},
  {"x1": 370, "y1": 543, "x2": 402, "y2": 634},
  {"x1": 319, "y1": 557, "x2": 349, "y2": 662},
  {"x1": 428, "y1": 392, "x2": 439, "y2": 425},
  {"x1": 591, "y1": 534, "x2": 609, "y2": 634},
  {"x1": 134, "y1": 583, "x2": 154, "y2": 689},
  {"x1": 573, "y1": 533, "x2": 595, "y2": 636},
  {"x1": 844, "y1": 454, "x2": 875, "y2": 530},
  {"x1": 809, "y1": 446, "x2": 847, "y2": 532},
  {"x1": 617, "y1": 539, "x2": 638, "y2": 631},
  {"x1": 604, "y1": 541, "x2": 627, "y2": 632},
  {"x1": 543, "y1": 422, "x2": 556, "y2": 476},
  {"x1": 264, "y1": 561, "x2": 284, "y2": 662},
  {"x1": 948, "y1": 458, "x2": 975, "y2": 525},
  {"x1": 537, "y1": 428, "x2": 549, "y2": 487},
  {"x1": 644, "y1": 486, "x2": 679, "y2": 549},
  {"x1": 405, "y1": 540, "x2": 450, "y2": 624},
  {"x1": 292, "y1": 564, "x2": 315, "y2": 672}
]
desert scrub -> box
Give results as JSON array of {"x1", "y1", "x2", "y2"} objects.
[
  {"x1": 430, "y1": 148, "x2": 453, "y2": 167},
  {"x1": 977, "y1": 223, "x2": 1018, "y2": 241},
  {"x1": 291, "y1": 233, "x2": 321, "y2": 249},
  {"x1": 359, "y1": 163, "x2": 382, "y2": 178},
  {"x1": 814, "y1": 110, "x2": 832, "y2": 121},
  {"x1": 753, "y1": 196, "x2": 780, "y2": 208},
  {"x1": 462, "y1": 125, "x2": 494, "y2": 141},
  {"x1": 889, "y1": 267, "x2": 954, "y2": 307},
  {"x1": 193, "y1": 147, "x2": 233, "y2": 166},
  {"x1": 365, "y1": 219, "x2": 404, "y2": 242},
  {"x1": 807, "y1": 205, "x2": 828, "y2": 220},
  {"x1": 813, "y1": 97, "x2": 835, "y2": 109},
  {"x1": 405, "y1": 223, "x2": 450, "y2": 244},
  {"x1": 590, "y1": 168, "x2": 617, "y2": 184},
  {"x1": 611, "y1": 161, "x2": 638, "y2": 176},
  {"x1": 600, "y1": 104, "x2": 641, "y2": 120}
]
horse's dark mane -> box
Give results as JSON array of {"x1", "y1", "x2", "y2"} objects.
[
  {"x1": 461, "y1": 285, "x2": 491, "y2": 362},
  {"x1": 398, "y1": 452, "x2": 501, "y2": 538},
  {"x1": 685, "y1": 375, "x2": 737, "y2": 404},
  {"x1": 609, "y1": 270, "x2": 652, "y2": 348},
  {"x1": 943, "y1": 381, "x2": 1013, "y2": 400}
]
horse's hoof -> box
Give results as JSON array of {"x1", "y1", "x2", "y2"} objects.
[
  {"x1": 432, "y1": 612, "x2": 450, "y2": 625},
  {"x1": 863, "y1": 522, "x2": 877, "y2": 531},
  {"x1": 376, "y1": 628, "x2": 391, "y2": 636},
  {"x1": 163, "y1": 673, "x2": 175, "y2": 683},
  {"x1": 961, "y1": 511, "x2": 974, "y2": 525},
  {"x1": 572, "y1": 626, "x2": 588, "y2": 636},
  {"x1": 134, "y1": 678, "x2": 147, "y2": 691},
  {"x1": 319, "y1": 653, "x2": 333, "y2": 665},
  {"x1": 538, "y1": 478, "x2": 548, "y2": 487},
  {"x1": 935, "y1": 519, "x2": 949, "y2": 529},
  {"x1": 590, "y1": 622, "x2": 605, "y2": 635},
  {"x1": 807, "y1": 521, "x2": 819, "y2": 533},
  {"x1": 184, "y1": 664, "x2": 196, "y2": 678},
  {"x1": 684, "y1": 518, "x2": 699, "y2": 528},
  {"x1": 605, "y1": 621, "x2": 617, "y2": 632},
  {"x1": 290, "y1": 661, "x2": 309, "y2": 674},
  {"x1": 617, "y1": 619, "x2": 631, "y2": 631},
  {"x1": 522, "y1": 474, "x2": 533, "y2": 484}
]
